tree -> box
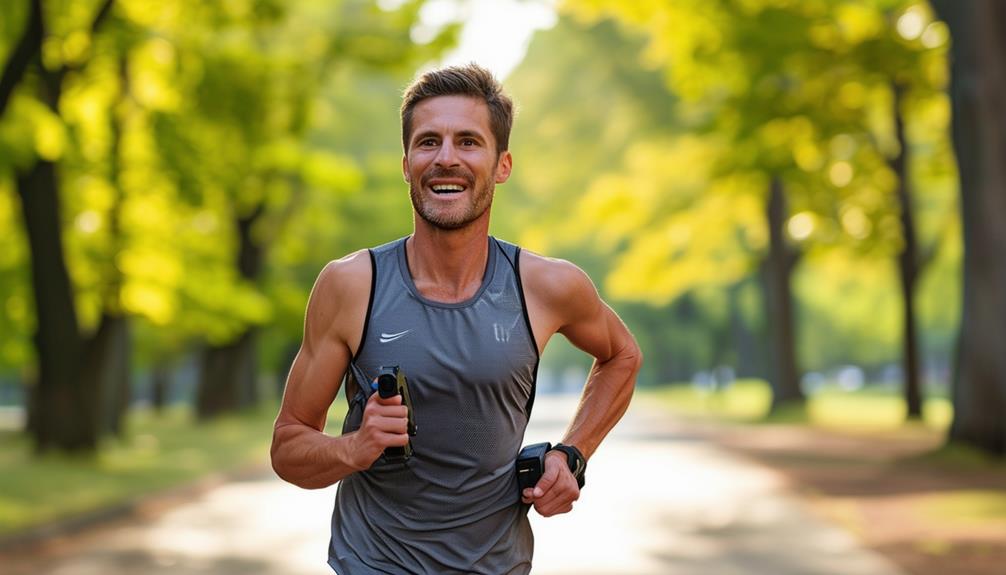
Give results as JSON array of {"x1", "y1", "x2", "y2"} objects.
[
  {"x1": 0, "y1": 0, "x2": 458, "y2": 450},
  {"x1": 558, "y1": 0, "x2": 955, "y2": 414},
  {"x1": 178, "y1": 0, "x2": 456, "y2": 418},
  {"x1": 1, "y1": 0, "x2": 117, "y2": 452},
  {"x1": 930, "y1": 0, "x2": 1006, "y2": 456}
]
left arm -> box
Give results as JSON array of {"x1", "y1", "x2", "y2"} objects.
[{"x1": 520, "y1": 254, "x2": 643, "y2": 516}]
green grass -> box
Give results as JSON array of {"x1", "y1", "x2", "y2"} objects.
[
  {"x1": 918, "y1": 489, "x2": 1006, "y2": 526},
  {"x1": 0, "y1": 400, "x2": 346, "y2": 537},
  {"x1": 643, "y1": 379, "x2": 953, "y2": 430}
]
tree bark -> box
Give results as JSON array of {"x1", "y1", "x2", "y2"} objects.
[
  {"x1": 931, "y1": 0, "x2": 1006, "y2": 456},
  {"x1": 91, "y1": 52, "x2": 134, "y2": 437},
  {"x1": 197, "y1": 329, "x2": 259, "y2": 419},
  {"x1": 0, "y1": 0, "x2": 42, "y2": 118},
  {"x1": 16, "y1": 160, "x2": 96, "y2": 451},
  {"x1": 12, "y1": 0, "x2": 119, "y2": 452},
  {"x1": 195, "y1": 203, "x2": 266, "y2": 419},
  {"x1": 81, "y1": 313, "x2": 131, "y2": 436},
  {"x1": 763, "y1": 176, "x2": 804, "y2": 409},
  {"x1": 890, "y1": 82, "x2": 924, "y2": 420}
]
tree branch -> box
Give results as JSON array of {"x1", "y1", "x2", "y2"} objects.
[
  {"x1": 54, "y1": 0, "x2": 117, "y2": 82},
  {"x1": 0, "y1": 0, "x2": 44, "y2": 118}
]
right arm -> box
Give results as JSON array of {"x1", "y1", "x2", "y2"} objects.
[{"x1": 270, "y1": 251, "x2": 409, "y2": 489}]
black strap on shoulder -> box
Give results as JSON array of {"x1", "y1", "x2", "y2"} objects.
[
  {"x1": 516, "y1": 248, "x2": 541, "y2": 418},
  {"x1": 353, "y1": 249, "x2": 378, "y2": 361},
  {"x1": 504, "y1": 241, "x2": 541, "y2": 418},
  {"x1": 512, "y1": 246, "x2": 540, "y2": 358},
  {"x1": 345, "y1": 249, "x2": 377, "y2": 405}
]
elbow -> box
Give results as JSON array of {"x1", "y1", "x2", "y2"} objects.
[
  {"x1": 271, "y1": 449, "x2": 326, "y2": 490},
  {"x1": 623, "y1": 342, "x2": 643, "y2": 399},
  {"x1": 269, "y1": 434, "x2": 293, "y2": 484},
  {"x1": 270, "y1": 424, "x2": 343, "y2": 490},
  {"x1": 270, "y1": 429, "x2": 311, "y2": 489},
  {"x1": 629, "y1": 342, "x2": 643, "y2": 374},
  {"x1": 622, "y1": 339, "x2": 643, "y2": 379}
]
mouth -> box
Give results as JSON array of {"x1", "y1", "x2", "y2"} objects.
[{"x1": 429, "y1": 183, "x2": 467, "y2": 195}]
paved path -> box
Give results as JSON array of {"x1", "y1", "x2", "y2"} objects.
[{"x1": 3, "y1": 395, "x2": 904, "y2": 574}]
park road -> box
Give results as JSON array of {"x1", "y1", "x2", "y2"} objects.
[{"x1": 2, "y1": 394, "x2": 904, "y2": 575}]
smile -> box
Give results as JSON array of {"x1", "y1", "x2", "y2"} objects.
[{"x1": 431, "y1": 184, "x2": 466, "y2": 194}]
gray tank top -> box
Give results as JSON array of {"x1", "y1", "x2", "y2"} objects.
[{"x1": 328, "y1": 236, "x2": 540, "y2": 575}]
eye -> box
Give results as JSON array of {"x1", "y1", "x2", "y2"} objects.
[
  {"x1": 460, "y1": 138, "x2": 477, "y2": 147},
  {"x1": 418, "y1": 137, "x2": 438, "y2": 147}
]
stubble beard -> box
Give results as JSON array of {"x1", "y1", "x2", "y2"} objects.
[{"x1": 409, "y1": 169, "x2": 495, "y2": 231}]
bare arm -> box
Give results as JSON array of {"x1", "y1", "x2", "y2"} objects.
[
  {"x1": 521, "y1": 254, "x2": 643, "y2": 515},
  {"x1": 527, "y1": 256, "x2": 642, "y2": 458},
  {"x1": 270, "y1": 252, "x2": 409, "y2": 489}
]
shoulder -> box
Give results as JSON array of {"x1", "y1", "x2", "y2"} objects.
[
  {"x1": 313, "y1": 249, "x2": 372, "y2": 303},
  {"x1": 518, "y1": 249, "x2": 602, "y2": 323},
  {"x1": 305, "y1": 249, "x2": 372, "y2": 344}
]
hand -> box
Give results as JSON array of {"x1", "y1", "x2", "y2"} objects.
[
  {"x1": 348, "y1": 391, "x2": 410, "y2": 470},
  {"x1": 521, "y1": 450, "x2": 580, "y2": 517}
]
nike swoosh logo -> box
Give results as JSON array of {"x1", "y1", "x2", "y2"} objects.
[{"x1": 379, "y1": 330, "x2": 411, "y2": 343}]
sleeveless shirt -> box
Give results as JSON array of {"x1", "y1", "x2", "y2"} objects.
[{"x1": 328, "y1": 236, "x2": 540, "y2": 575}]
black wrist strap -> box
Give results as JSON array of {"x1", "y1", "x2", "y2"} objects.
[{"x1": 551, "y1": 443, "x2": 586, "y2": 489}]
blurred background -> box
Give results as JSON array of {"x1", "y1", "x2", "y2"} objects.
[{"x1": 1, "y1": 0, "x2": 1004, "y2": 573}]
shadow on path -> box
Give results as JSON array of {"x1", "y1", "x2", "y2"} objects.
[{"x1": 2, "y1": 394, "x2": 905, "y2": 575}]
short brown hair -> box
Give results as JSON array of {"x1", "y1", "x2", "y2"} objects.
[{"x1": 400, "y1": 63, "x2": 514, "y2": 154}]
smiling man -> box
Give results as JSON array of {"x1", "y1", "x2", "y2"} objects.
[{"x1": 270, "y1": 63, "x2": 641, "y2": 574}]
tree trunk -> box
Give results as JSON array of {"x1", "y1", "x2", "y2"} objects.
[
  {"x1": 890, "y1": 82, "x2": 924, "y2": 420},
  {"x1": 92, "y1": 52, "x2": 134, "y2": 437},
  {"x1": 196, "y1": 329, "x2": 259, "y2": 419},
  {"x1": 932, "y1": 0, "x2": 1006, "y2": 456},
  {"x1": 7, "y1": 0, "x2": 118, "y2": 453},
  {"x1": 81, "y1": 313, "x2": 131, "y2": 436},
  {"x1": 16, "y1": 160, "x2": 95, "y2": 452},
  {"x1": 763, "y1": 176, "x2": 804, "y2": 409},
  {"x1": 195, "y1": 203, "x2": 265, "y2": 419}
]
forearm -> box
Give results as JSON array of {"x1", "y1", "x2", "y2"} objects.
[
  {"x1": 562, "y1": 342, "x2": 641, "y2": 459},
  {"x1": 271, "y1": 424, "x2": 362, "y2": 489}
]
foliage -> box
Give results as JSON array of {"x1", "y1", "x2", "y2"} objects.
[
  {"x1": 504, "y1": 1, "x2": 960, "y2": 379},
  {"x1": 0, "y1": 0, "x2": 457, "y2": 377}
]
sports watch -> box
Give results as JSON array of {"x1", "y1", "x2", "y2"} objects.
[{"x1": 550, "y1": 443, "x2": 586, "y2": 489}]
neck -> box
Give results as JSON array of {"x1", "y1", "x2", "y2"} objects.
[{"x1": 406, "y1": 217, "x2": 491, "y2": 303}]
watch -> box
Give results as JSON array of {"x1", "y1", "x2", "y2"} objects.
[{"x1": 550, "y1": 443, "x2": 586, "y2": 489}]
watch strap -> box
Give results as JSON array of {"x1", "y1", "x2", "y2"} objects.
[{"x1": 551, "y1": 443, "x2": 586, "y2": 489}]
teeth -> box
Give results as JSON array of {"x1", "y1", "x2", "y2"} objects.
[{"x1": 431, "y1": 184, "x2": 464, "y2": 192}]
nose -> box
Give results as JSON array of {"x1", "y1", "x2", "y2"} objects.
[{"x1": 434, "y1": 140, "x2": 460, "y2": 168}]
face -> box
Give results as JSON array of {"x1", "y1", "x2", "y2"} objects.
[{"x1": 403, "y1": 95, "x2": 512, "y2": 231}]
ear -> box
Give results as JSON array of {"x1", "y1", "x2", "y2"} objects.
[
  {"x1": 402, "y1": 154, "x2": 409, "y2": 183},
  {"x1": 494, "y1": 150, "x2": 512, "y2": 184}
]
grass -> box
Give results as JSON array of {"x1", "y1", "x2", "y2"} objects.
[
  {"x1": 918, "y1": 490, "x2": 1006, "y2": 526},
  {"x1": 0, "y1": 400, "x2": 347, "y2": 537},
  {"x1": 643, "y1": 379, "x2": 953, "y2": 430}
]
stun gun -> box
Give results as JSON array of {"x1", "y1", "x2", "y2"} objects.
[
  {"x1": 515, "y1": 442, "x2": 551, "y2": 494},
  {"x1": 376, "y1": 365, "x2": 417, "y2": 463}
]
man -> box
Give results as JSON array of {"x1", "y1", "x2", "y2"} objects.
[{"x1": 271, "y1": 63, "x2": 641, "y2": 574}]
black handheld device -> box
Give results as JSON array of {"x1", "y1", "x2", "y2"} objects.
[
  {"x1": 376, "y1": 365, "x2": 417, "y2": 463},
  {"x1": 515, "y1": 442, "x2": 552, "y2": 494}
]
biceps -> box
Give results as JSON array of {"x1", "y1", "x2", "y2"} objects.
[
  {"x1": 280, "y1": 338, "x2": 350, "y2": 431},
  {"x1": 559, "y1": 303, "x2": 628, "y2": 363}
]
